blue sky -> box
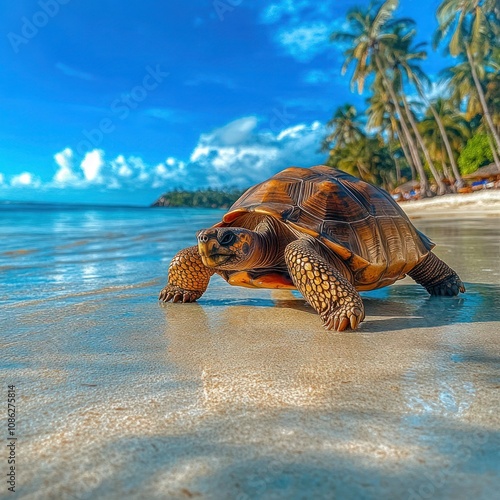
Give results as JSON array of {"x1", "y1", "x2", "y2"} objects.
[{"x1": 0, "y1": 0, "x2": 449, "y2": 205}]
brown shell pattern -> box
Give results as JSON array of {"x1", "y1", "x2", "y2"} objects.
[{"x1": 220, "y1": 166, "x2": 434, "y2": 289}]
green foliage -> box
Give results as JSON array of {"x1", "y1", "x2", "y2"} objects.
[
  {"x1": 152, "y1": 188, "x2": 245, "y2": 209},
  {"x1": 458, "y1": 135, "x2": 494, "y2": 174},
  {"x1": 326, "y1": 0, "x2": 499, "y2": 193},
  {"x1": 326, "y1": 136, "x2": 397, "y2": 191}
]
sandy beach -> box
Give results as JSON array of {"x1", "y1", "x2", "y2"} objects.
[
  {"x1": 2, "y1": 197, "x2": 499, "y2": 499},
  {"x1": 399, "y1": 189, "x2": 500, "y2": 218}
]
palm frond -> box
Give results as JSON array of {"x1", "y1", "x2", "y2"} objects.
[{"x1": 372, "y1": 0, "x2": 399, "y2": 34}]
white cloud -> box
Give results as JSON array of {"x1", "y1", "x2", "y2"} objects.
[
  {"x1": 53, "y1": 147, "x2": 81, "y2": 186},
  {"x1": 423, "y1": 79, "x2": 451, "y2": 101},
  {"x1": 0, "y1": 173, "x2": 5, "y2": 185},
  {"x1": 81, "y1": 149, "x2": 105, "y2": 183},
  {"x1": 152, "y1": 160, "x2": 186, "y2": 189},
  {"x1": 4, "y1": 117, "x2": 328, "y2": 197},
  {"x1": 261, "y1": 0, "x2": 322, "y2": 25},
  {"x1": 406, "y1": 79, "x2": 451, "y2": 111},
  {"x1": 276, "y1": 24, "x2": 330, "y2": 62},
  {"x1": 187, "y1": 116, "x2": 327, "y2": 188},
  {"x1": 192, "y1": 117, "x2": 258, "y2": 155},
  {"x1": 11, "y1": 172, "x2": 41, "y2": 188},
  {"x1": 260, "y1": 1, "x2": 348, "y2": 61},
  {"x1": 55, "y1": 62, "x2": 95, "y2": 81}
]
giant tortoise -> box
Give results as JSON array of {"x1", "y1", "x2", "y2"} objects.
[{"x1": 159, "y1": 166, "x2": 465, "y2": 331}]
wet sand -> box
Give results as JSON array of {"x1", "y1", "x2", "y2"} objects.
[{"x1": 3, "y1": 206, "x2": 500, "y2": 499}]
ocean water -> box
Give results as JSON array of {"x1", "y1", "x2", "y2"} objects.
[
  {"x1": 0, "y1": 204, "x2": 227, "y2": 306},
  {"x1": 2, "y1": 203, "x2": 500, "y2": 308}
]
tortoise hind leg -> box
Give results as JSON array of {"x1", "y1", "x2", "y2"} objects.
[
  {"x1": 284, "y1": 238, "x2": 365, "y2": 331},
  {"x1": 408, "y1": 252, "x2": 465, "y2": 296}
]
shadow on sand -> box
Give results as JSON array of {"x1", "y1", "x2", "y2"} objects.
[
  {"x1": 179, "y1": 283, "x2": 500, "y2": 333},
  {"x1": 24, "y1": 411, "x2": 498, "y2": 499}
]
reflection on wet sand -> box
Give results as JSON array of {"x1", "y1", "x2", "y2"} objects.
[{"x1": 161, "y1": 282, "x2": 500, "y2": 416}]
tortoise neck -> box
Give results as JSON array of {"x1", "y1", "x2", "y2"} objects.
[{"x1": 251, "y1": 217, "x2": 296, "y2": 269}]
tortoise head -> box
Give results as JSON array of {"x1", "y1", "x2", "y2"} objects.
[{"x1": 196, "y1": 227, "x2": 256, "y2": 270}]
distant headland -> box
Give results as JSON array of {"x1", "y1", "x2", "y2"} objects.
[{"x1": 151, "y1": 188, "x2": 245, "y2": 209}]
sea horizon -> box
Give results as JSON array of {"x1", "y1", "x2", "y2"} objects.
[{"x1": 0, "y1": 198, "x2": 152, "y2": 210}]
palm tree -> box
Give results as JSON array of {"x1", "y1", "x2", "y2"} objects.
[
  {"x1": 327, "y1": 136, "x2": 396, "y2": 190},
  {"x1": 327, "y1": 138, "x2": 374, "y2": 181},
  {"x1": 387, "y1": 28, "x2": 467, "y2": 187},
  {"x1": 434, "y1": 0, "x2": 500, "y2": 151},
  {"x1": 331, "y1": 0, "x2": 395, "y2": 89},
  {"x1": 386, "y1": 30, "x2": 448, "y2": 194},
  {"x1": 442, "y1": 60, "x2": 500, "y2": 169},
  {"x1": 330, "y1": 0, "x2": 433, "y2": 196},
  {"x1": 441, "y1": 60, "x2": 482, "y2": 119},
  {"x1": 419, "y1": 98, "x2": 470, "y2": 187},
  {"x1": 366, "y1": 77, "x2": 415, "y2": 182},
  {"x1": 322, "y1": 104, "x2": 365, "y2": 152}
]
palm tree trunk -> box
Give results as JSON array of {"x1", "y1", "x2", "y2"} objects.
[
  {"x1": 393, "y1": 118, "x2": 416, "y2": 181},
  {"x1": 410, "y1": 75, "x2": 464, "y2": 188},
  {"x1": 400, "y1": 93, "x2": 447, "y2": 195},
  {"x1": 440, "y1": 144, "x2": 456, "y2": 192},
  {"x1": 427, "y1": 101, "x2": 464, "y2": 187},
  {"x1": 394, "y1": 157, "x2": 401, "y2": 183},
  {"x1": 400, "y1": 115, "x2": 426, "y2": 184},
  {"x1": 466, "y1": 45, "x2": 500, "y2": 153},
  {"x1": 356, "y1": 162, "x2": 366, "y2": 180},
  {"x1": 486, "y1": 133, "x2": 500, "y2": 170},
  {"x1": 388, "y1": 126, "x2": 402, "y2": 183},
  {"x1": 398, "y1": 106, "x2": 432, "y2": 195},
  {"x1": 374, "y1": 57, "x2": 431, "y2": 196}
]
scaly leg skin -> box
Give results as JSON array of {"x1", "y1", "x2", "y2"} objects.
[
  {"x1": 408, "y1": 252, "x2": 466, "y2": 297},
  {"x1": 159, "y1": 246, "x2": 214, "y2": 303},
  {"x1": 285, "y1": 239, "x2": 365, "y2": 331}
]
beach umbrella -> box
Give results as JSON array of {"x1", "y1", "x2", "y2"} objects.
[
  {"x1": 462, "y1": 163, "x2": 500, "y2": 180},
  {"x1": 392, "y1": 180, "x2": 420, "y2": 194}
]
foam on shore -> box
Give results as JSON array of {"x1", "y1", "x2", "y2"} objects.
[{"x1": 400, "y1": 190, "x2": 500, "y2": 218}]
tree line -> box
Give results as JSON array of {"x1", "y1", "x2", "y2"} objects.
[
  {"x1": 323, "y1": 0, "x2": 499, "y2": 196},
  {"x1": 151, "y1": 188, "x2": 245, "y2": 208}
]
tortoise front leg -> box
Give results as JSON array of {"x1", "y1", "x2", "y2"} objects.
[
  {"x1": 284, "y1": 239, "x2": 365, "y2": 331},
  {"x1": 159, "y1": 246, "x2": 214, "y2": 303}
]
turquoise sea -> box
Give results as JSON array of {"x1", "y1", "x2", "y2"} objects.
[
  {"x1": 0, "y1": 203, "x2": 227, "y2": 306},
  {"x1": 2, "y1": 202, "x2": 500, "y2": 314},
  {"x1": 2, "y1": 202, "x2": 499, "y2": 376}
]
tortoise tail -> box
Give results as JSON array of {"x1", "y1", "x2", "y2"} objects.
[{"x1": 408, "y1": 252, "x2": 466, "y2": 297}]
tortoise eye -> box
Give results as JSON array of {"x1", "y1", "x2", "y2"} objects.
[{"x1": 219, "y1": 232, "x2": 236, "y2": 246}]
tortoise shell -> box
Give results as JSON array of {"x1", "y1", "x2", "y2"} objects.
[{"x1": 215, "y1": 166, "x2": 433, "y2": 291}]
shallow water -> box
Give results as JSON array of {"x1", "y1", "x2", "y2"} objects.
[
  {"x1": 1, "y1": 204, "x2": 499, "y2": 499},
  {"x1": 0, "y1": 204, "x2": 227, "y2": 305}
]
